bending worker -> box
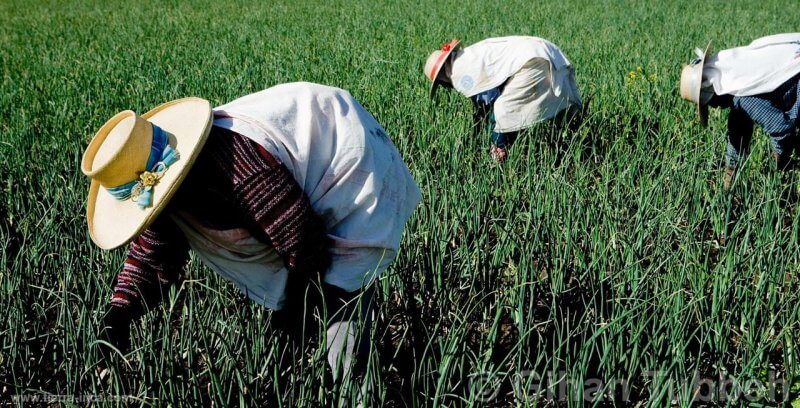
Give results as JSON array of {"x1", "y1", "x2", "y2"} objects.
[
  {"x1": 680, "y1": 33, "x2": 800, "y2": 189},
  {"x1": 424, "y1": 36, "x2": 583, "y2": 162},
  {"x1": 83, "y1": 82, "x2": 421, "y2": 393}
]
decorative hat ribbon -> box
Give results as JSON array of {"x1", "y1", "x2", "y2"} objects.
[{"x1": 105, "y1": 124, "x2": 180, "y2": 209}]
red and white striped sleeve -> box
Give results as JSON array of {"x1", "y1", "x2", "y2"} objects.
[
  {"x1": 110, "y1": 215, "x2": 189, "y2": 316},
  {"x1": 207, "y1": 128, "x2": 331, "y2": 276}
]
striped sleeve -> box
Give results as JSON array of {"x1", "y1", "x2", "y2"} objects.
[
  {"x1": 110, "y1": 215, "x2": 189, "y2": 316},
  {"x1": 207, "y1": 128, "x2": 331, "y2": 276}
]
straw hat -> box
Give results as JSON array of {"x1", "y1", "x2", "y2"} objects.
[
  {"x1": 81, "y1": 98, "x2": 213, "y2": 249},
  {"x1": 424, "y1": 39, "x2": 460, "y2": 97},
  {"x1": 680, "y1": 42, "x2": 713, "y2": 126}
]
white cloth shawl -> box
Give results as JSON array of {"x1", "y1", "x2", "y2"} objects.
[
  {"x1": 182, "y1": 83, "x2": 420, "y2": 305},
  {"x1": 212, "y1": 82, "x2": 420, "y2": 251},
  {"x1": 703, "y1": 33, "x2": 800, "y2": 97},
  {"x1": 450, "y1": 36, "x2": 576, "y2": 98},
  {"x1": 492, "y1": 58, "x2": 580, "y2": 132}
]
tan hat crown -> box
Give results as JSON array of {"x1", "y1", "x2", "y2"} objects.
[
  {"x1": 83, "y1": 97, "x2": 211, "y2": 250},
  {"x1": 82, "y1": 110, "x2": 155, "y2": 188},
  {"x1": 680, "y1": 64, "x2": 702, "y2": 104},
  {"x1": 678, "y1": 42, "x2": 712, "y2": 127}
]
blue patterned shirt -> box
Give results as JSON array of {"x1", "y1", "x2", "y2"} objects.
[
  {"x1": 725, "y1": 75, "x2": 800, "y2": 168},
  {"x1": 472, "y1": 87, "x2": 502, "y2": 106},
  {"x1": 733, "y1": 79, "x2": 800, "y2": 137}
]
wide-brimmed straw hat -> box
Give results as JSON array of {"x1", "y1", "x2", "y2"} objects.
[
  {"x1": 424, "y1": 39, "x2": 460, "y2": 97},
  {"x1": 81, "y1": 98, "x2": 213, "y2": 249},
  {"x1": 680, "y1": 42, "x2": 713, "y2": 126}
]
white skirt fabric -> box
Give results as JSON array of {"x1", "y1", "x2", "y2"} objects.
[
  {"x1": 173, "y1": 209, "x2": 398, "y2": 310},
  {"x1": 493, "y1": 58, "x2": 582, "y2": 133}
]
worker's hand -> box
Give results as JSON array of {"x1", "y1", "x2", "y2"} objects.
[
  {"x1": 490, "y1": 145, "x2": 508, "y2": 163},
  {"x1": 723, "y1": 166, "x2": 736, "y2": 191},
  {"x1": 282, "y1": 258, "x2": 327, "y2": 338},
  {"x1": 97, "y1": 307, "x2": 132, "y2": 360},
  {"x1": 93, "y1": 307, "x2": 133, "y2": 388},
  {"x1": 282, "y1": 236, "x2": 331, "y2": 330},
  {"x1": 286, "y1": 234, "x2": 333, "y2": 279}
]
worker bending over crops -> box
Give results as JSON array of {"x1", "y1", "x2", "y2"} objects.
[
  {"x1": 680, "y1": 33, "x2": 800, "y2": 189},
  {"x1": 82, "y1": 82, "x2": 421, "y2": 395},
  {"x1": 424, "y1": 36, "x2": 583, "y2": 163}
]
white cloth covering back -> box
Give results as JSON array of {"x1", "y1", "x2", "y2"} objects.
[
  {"x1": 450, "y1": 36, "x2": 580, "y2": 101},
  {"x1": 449, "y1": 36, "x2": 581, "y2": 131},
  {"x1": 493, "y1": 58, "x2": 580, "y2": 132},
  {"x1": 172, "y1": 83, "x2": 420, "y2": 309},
  {"x1": 703, "y1": 33, "x2": 800, "y2": 97}
]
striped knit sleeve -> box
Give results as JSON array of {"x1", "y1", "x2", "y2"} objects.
[
  {"x1": 208, "y1": 128, "x2": 331, "y2": 276},
  {"x1": 110, "y1": 214, "x2": 189, "y2": 317}
]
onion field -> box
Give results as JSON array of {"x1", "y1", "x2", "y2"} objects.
[{"x1": 2, "y1": 0, "x2": 800, "y2": 406}]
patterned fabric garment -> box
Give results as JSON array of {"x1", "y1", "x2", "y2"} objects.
[
  {"x1": 110, "y1": 127, "x2": 329, "y2": 317},
  {"x1": 472, "y1": 87, "x2": 502, "y2": 106},
  {"x1": 726, "y1": 74, "x2": 800, "y2": 169}
]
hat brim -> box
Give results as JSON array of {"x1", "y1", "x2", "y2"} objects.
[
  {"x1": 429, "y1": 41, "x2": 461, "y2": 98},
  {"x1": 86, "y1": 98, "x2": 213, "y2": 249},
  {"x1": 695, "y1": 42, "x2": 712, "y2": 127}
]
